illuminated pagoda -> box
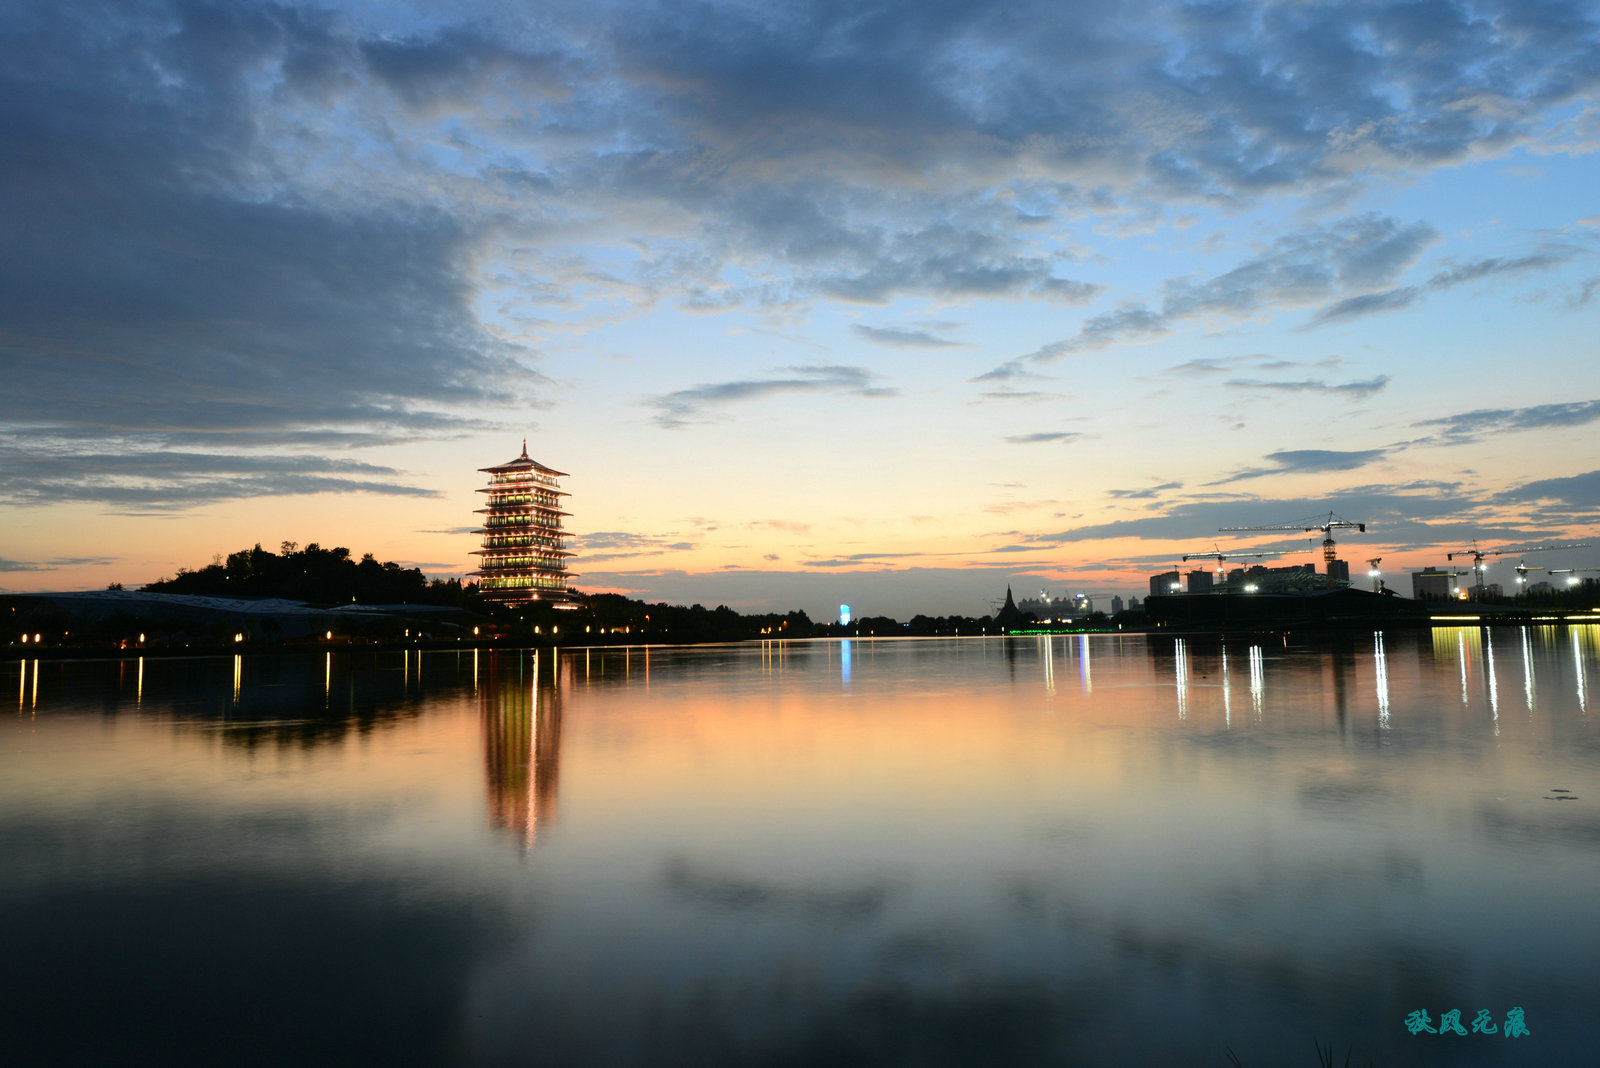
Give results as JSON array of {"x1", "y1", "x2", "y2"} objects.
[{"x1": 470, "y1": 441, "x2": 578, "y2": 607}]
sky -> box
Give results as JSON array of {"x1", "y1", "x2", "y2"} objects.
[{"x1": 2, "y1": 0, "x2": 1598, "y2": 619}]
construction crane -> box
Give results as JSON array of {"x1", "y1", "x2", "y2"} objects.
[
  {"x1": 1178, "y1": 545, "x2": 1300, "y2": 572},
  {"x1": 1442, "y1": 568, "x2": 1474, "y2": 601},
  {"x1": 1550, "y1": 567, "x2": 1600, "y2": 587},
  {"x1": 1513, "y1": 561, "x2": 1546, "y2": 588},
  {"x1": 1218, "y1": 512, "x2": 1366, "y2": 584},
  {"x1": 1446, "y1": 542, "x2": 1593, "y2": 593}
]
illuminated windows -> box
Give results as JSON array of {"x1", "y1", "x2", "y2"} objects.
[{"x1": 470, "y1": 442, "x2": 578, "y2": 606}]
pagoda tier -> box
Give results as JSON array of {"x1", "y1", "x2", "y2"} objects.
[{"x1": 469, "y1": 442, "x2": 579, "y2": 607}]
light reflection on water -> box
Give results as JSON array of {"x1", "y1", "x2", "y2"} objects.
[{"x1": 4, "y1": 630, "x2": 1600, "y2": 1066}]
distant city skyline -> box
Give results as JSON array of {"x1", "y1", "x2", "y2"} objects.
[{"x1": 3, "y1": 0, "x2": 1598, "y2": 620}]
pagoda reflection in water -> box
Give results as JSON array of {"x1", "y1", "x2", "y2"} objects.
[{"x1": 481, "y1": 651, "x2": 564, "y2": 848}]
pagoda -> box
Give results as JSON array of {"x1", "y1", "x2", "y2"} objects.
[{"x1": 470, "y1": 441, "x2": 578, "y2": 606}]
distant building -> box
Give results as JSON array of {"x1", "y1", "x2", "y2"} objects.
[
  {"x1": 1232, "y1": 562, "x2": 1320, "y2": 592},
  {"x1": 1150, "y1": 570, "x2": 1181, "y2": 596},
  {"x1": 1186, "y1": 569, "x2": 1214, "y2": 593},
  {"x1": 1127, "y1": 596, "x2": 1140, "y2": 611},
  {"x1": 471, "y1": 441, "x2": 578, "y2": 606},
  {"x1": 1110, "y1": 595, "x2": 1124, "y2": 615},
  {"x1": 1411, "y1": 567, "x2": 1457, "y2": 601},
  {"x1": 1327, "y1": 559, "x2": 1351, "y2": 584},
  {"x1": 1017, "y1": 591, "x2": 1094, "y2": 618}
]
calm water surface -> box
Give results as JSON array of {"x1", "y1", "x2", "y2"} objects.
[{"x1": 4, "y1": 631, "x2": 1598, "y2": 1065}]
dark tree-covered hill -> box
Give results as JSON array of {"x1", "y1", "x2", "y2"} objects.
[{"x1": 143, "y1": 541, "x2": 470, "y2": 607}]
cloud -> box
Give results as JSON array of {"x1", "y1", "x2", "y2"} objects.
[
  {"x1": 1413, "y1": 399, "x2": 1600, "y2": 443},
  {"x1": 1021, "y1": 305, "x2": 1171, "y2": 360},
  {"x1": 802, "y1": 551, "x2": 934, "y2": 568},
  {"x1": 1107, "y1": 481, "x2": 1183, "y2": 499},
  {"x1": 975, "y1": 388, "x2": 1066, "y2": 403},
  {"x1": 1305, "y1": 288, "x2": 1422, "y2": 326},
  {"x1": 0, "y1": 558, "x2": 54, "y2": 573},
  {"x1": 0, "y1": 441, "x2": 439, "y2": 510},
  {"x1": 997, "y1": 218, "x2": 1570, "y2": 365},
  {"x1": 1499, "y1": 469, "x2": 1600, "y2": 506},
  {"x1": 1306, "y1": 247, "x2": 1581, "y2": 326},
  {"x1": 1164, "y1": 354, "x2": 1346, "y2": 378},
  {"x1": 648, "y1": 365, "x2": 894, "y2": 428},
  {"x1": 0, "y1": 0, "x2": 556, "y2": 520},
  {"x1": 568, "y1": 531, "x2": 697, "y2": 562},
  {"x1": 1004, "y1": 432, "x2": 1085, "y2": 445},
  {"x1": 1020, "y1": 488, "x2": 1519, "y2": 551},
  {"x1": 618, "y1": 0, "x2": 1600, "y2": 211},
  {"x1": 1206, "y1": 449, "x2": 1387, "y2": 485},
  {"x1": 1224, "y1": 376, "x2": 1390, "y2": 399},
  {"x1": 969, "y1": 361, "x2": 1053, "y2": 384},
  {"x1": 1428, "y1": 252, "x2": 1576, "y2": 289},
  {"x1": 5, "y1": 0, "x2": 1600, "y2": 517},
  {"x1": 1571, "y1": 276, "x2": 1600, "y2": 307},
  {"x1": 852, "y1": 325, "x2": 964, "y2": 348},
  {"x1": 999, "y1": 213, "x2": 1438, "y2": 367},
  {"x1": 358, "y1": 27, "x2": 568, "y2": 115},
  {"x1": 1164, "y1": 358, "x2": 1239, "y2": 377},
  {"x1": 808, "y1": 229, "x2": 1100, "y2": 305}
]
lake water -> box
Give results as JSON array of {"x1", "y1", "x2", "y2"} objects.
[{"x1": 4, "y1": 631, "x2": 1598, "y2": 1065}]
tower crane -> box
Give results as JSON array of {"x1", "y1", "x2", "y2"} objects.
[
  {"x1": 1446, "y1": 542, "x2": 1593, "y2": 593},
  {"x1": 1218, "y1": 512, "x2": 1366, "y2": 585},
  {"x1": 1178, "y1": 545, "x2": 1301, "y2": 572},
  {"x1": 1550, "y1": 567, "x2": 1600, "y2": 587},
  {"x1": 1513, "y1": 561, "x2": 1546, "y2": 589}
]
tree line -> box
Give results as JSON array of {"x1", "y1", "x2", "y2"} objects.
[
  {"x1": 131, "y1": 541, "x2": 1103, "y2": 643},
  {"x1": 143, "y1": 541, "x2": 470, "y2": 607}
]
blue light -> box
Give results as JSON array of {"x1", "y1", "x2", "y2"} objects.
[{"x1": 839, "y1": 603, "x2": 851, "y2": 626}]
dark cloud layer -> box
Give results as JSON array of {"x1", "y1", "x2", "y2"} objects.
[
  {"x1": 1500, "y1": 469, "x2": 1600, "y2": 511},
  {"x1": 0, "y1": 0, "x2": 542, "y2": 504},
  {"x1": 0, "y1": 2, "x2": 527, "y2": 440},
  {"x1": 0, "y1": 440, "x2": 437, "y2": 510},
  {"x1": 3, "y1": 0, "x2": 1598, "y2": 507}
]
